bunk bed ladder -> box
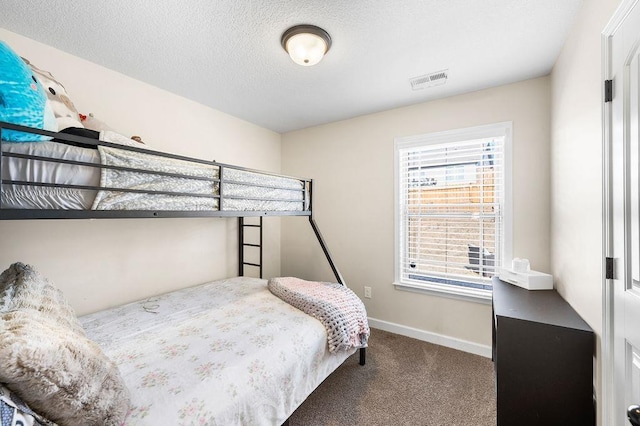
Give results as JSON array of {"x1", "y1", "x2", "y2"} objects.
[{"x1": 238, "y1": 216, "x2": 263, "y2": 278}]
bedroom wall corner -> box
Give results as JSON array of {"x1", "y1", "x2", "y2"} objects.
[{"x1": 0, "y1": 28, "x2": 283, "y2": 315}]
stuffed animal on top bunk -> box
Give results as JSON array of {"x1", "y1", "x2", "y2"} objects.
[
  {"x1": 0, "y1": 41, "x2": 57, "y2": 141},
  {"x1": 22, "y1": 57, "x2": 84, "y2": 131},
  {"x1": 50, "y1": 112, "x2": 146, "y2": 149},
  {"x1": 21, "y1": 56, "x2": 147, "y2": 148},
  {"x1": 80, "y1": 112, "x2": 146, "y2": 145},
  {"x1": 66, "y1": 113, "x2": 147, "y2": 148},
  {"x1": 1, "y1": 38, "x2": 145, "y2": 148}
]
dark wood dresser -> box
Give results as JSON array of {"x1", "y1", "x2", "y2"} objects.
[{"x1": 492, "y1": 277, "x2": 595, "y2": 426}]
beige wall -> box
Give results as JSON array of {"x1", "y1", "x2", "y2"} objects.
[
  {"x1": 0, "y1": 29, "x2": 282, "y2": 315},
  {"x1": 551, "y1": 0, "x2": 620, "y2": 336},
  {"x1": 281, "y1": 77, "x2": 551, "y2": 348},
  {"x1": 550, "y1": 0, "x2": 622, "y2": 423}
]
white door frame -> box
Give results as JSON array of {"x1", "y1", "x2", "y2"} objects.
[{"x1": 603, "y1": 1, "x2": 640, "y2": 425}]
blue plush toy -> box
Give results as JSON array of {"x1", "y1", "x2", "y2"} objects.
[{"x1": 0, "y1": 41, "x2": 56, "y2": 141}]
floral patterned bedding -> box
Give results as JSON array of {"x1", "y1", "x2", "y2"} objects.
[{"x1": 79, "y1": 277, "x2": 354, "y2": 426}]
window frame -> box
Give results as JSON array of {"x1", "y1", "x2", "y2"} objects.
[{"x1": 393, "y1": 122, "x2": 513, "y2": 303}]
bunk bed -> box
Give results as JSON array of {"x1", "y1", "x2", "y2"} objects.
[{"x1": 0, "y1": 122, "x2": 367, "y2": 426}]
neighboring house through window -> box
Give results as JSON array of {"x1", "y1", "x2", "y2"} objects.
[{"x1": 394, "y1": 122, "x2": 512, "y2": 302}]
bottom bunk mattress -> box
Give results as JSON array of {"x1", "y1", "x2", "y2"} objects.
[{"x1": 79, "y1": 276, "x2": 354, "y2": 426}]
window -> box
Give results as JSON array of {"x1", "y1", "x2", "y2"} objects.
[{"x1": 394, "y1": 122, "x2": 512, "y2": 301}]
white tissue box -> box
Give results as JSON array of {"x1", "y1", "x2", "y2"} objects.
[{"x1": 498, "y1": 268, "x2": 553, "y2": 290}]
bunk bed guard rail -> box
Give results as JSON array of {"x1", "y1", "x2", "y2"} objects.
[{"x1": 0, "y1": 121, "x2": 346, "y2": 286}]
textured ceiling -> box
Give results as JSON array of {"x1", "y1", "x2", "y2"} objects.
[{"x1": 0, "y1": 0, "x2": 583, "y2": 133}]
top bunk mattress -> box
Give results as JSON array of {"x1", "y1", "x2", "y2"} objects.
[
  {"x1": 79, "y1": 276, "x2": 353, "y2": 425},
  {"x1": 1, "y1": 131, "x2": 309, "y2": 214},
  {"x1": 1, "y1": 141, "x2": 99, "y2": 209}
]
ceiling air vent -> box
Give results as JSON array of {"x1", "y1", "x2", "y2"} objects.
[{"x1": 409, "y1": 69, "x2": 448, "y2": 91}]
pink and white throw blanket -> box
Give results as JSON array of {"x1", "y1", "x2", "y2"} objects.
[{"x1": 267, "y1": 277, "x2": 370, "y2": 353}]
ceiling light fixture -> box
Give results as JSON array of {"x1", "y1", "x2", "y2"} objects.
[{"x1": 281, "y1": 25, "x2": 332, "y2": 67}]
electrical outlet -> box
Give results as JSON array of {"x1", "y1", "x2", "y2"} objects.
[{"x1": 364, "y1": 286, "x2": 372, "y2": 299}]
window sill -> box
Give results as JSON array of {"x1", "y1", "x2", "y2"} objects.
[{"x1": 393, "y1": 280, "x2": 492, "y2": 304}]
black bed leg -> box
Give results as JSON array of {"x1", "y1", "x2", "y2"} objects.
[{"x1": 359, "y1": 347, "x2": 366, "y2": 366}]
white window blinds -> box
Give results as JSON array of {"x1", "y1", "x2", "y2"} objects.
[{"x1": 396, "y1": 128, "x2": 508, "y2": 293}]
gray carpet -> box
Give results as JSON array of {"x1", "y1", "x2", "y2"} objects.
[{"x1": 289, "y1": 329, "x2": 496, "y2": 426}]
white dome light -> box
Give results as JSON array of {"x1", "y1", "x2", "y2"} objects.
[{"x1": 281, "y1": 25, "x2": 332, "y2": 67}]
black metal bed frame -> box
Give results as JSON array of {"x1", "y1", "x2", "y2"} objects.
[{"x1": 0, "y1": 121, "x2": 365, "y2": 365}]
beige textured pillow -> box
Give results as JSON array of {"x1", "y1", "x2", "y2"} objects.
[
  {"x1": 0, "y1": 262, "x2": 84, "y2": 335},
  {"x1": 0, "y1": 263, "x2": 130, "y2": 426}
]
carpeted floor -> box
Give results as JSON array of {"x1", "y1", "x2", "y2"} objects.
[{"x1": 289, "y1": 329, "x2": 496, "y2": 426}]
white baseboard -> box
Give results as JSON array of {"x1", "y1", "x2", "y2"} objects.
[{"x1": 368, "y1": 317, "x2": 492, "y2": 358}]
